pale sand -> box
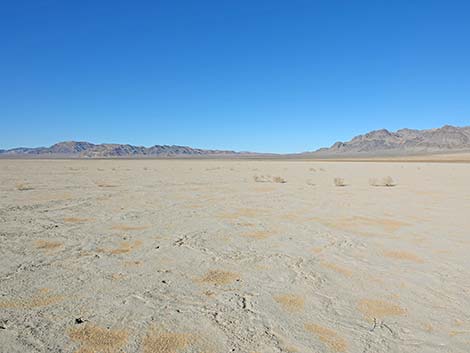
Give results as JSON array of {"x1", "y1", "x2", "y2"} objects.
[{"x1": 0, "y1": 159, "x2": 469, "y2": 352}]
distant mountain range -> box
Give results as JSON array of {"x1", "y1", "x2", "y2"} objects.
[
  {"x1": 314, "y1": 125, "x2": 470, "y2": 156},
  {"x1": 1, "y1": 125, "x2": 470, "y2": 158},
  {"x1": 0, "y1": 141, "x2": 248, "y2": 158}
]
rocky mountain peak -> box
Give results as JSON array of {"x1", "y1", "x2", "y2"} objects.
[{"x1": 315, "y1": 125, "x2": 470, "y2": 155}]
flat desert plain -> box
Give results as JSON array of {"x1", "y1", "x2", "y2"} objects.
[{"x1": 1, "y1": 159, "x2": 469, "y2": 353}]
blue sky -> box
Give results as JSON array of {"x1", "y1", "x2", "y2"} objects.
[{"x1": 1, "y1": 0, "x2": 470, "y2": 153}]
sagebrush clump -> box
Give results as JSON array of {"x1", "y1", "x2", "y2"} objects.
[
  {"x1": 16, "y1": 183, "x2": 34, "y2": 191},
  {"x1": 369, "y1": 176, "x2": 396, "y2": 187},
  {"x1": 253, "y1": 175, "x2": 271, "y2": 183},
  {"x1": 272, "y1": 176, "x2": 287, "y2": 183},
  {"x1": 333, "y1": 178, "x2": 346, "y2": 187},
  {"x1": 253, "y1": 175, "x2": 287, "y2": 183}
]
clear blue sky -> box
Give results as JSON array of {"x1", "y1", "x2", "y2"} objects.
[{"x1": 1, "y1": 0, "x2": 470, "y2": 153}]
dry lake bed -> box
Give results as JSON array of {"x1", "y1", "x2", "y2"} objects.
[{"x1": 1, "y1": 159, "x2": 469, "y2": 353}]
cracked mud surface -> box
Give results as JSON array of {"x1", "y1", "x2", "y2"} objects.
[{"x1": 1, "y1": 159, "x2": 469, "y2": 352}]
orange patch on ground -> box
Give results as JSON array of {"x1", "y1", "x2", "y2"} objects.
[
  {"x1": 304, "y1": 323, "x2": 347, "y2": 352},
  {"x1": 111, "y1": 224, "x2": 150, "y2": 231},
  {"x1": 358, "y1": 299, "x2": 407, "y2": 319},
  {"x1": 68, "y1": 324, "x2": 128, "y2": 353},
  {"x1": 64, "y1": 217, "x2": 94, "y2": 223},
  {"x1": 96, "y1": 240, "x2": 142, "y2": 255},
  {"x1": 111, "y1": 273, "x2": 126, "y2": 281},
  {"x1": 423, "y1": 323, "x2": 434, "y2": 332},
  {"x1": 279, "y1": 213, "x2": 304, "y2": 221},
  {"x1": 240, "y1": 231, "x2": 275, "y2": 239},
  {"x1": 321, "y1": 261, "x2": 353, "y2": 277},
  {"x1": 255, "y1": 264, "x2": 270, "y2": 270},
  {"x1": 200, "y1": 270, "x2": 240, "y2": 285},
  {"x1": 314, "y1": 216, "x2": 407, "y2": 236},
  {"x1": 0, "y1": 290, "x2": 64, "y2": 309},
  {"x1": 31, "y1": 192, "x2": 73, "y2": 202},
  {"x1": 218, "y1": 208, "x2": 267, "y2": 220},
  {"x1": 383, "y1": 250, "x2": 424, "y2": 263},
  {"x1": 108, "y1": 240, "x2": 143, "y2": 254},
  {"x1": 274, "y1": 294, "x2": 305, "y2": 312},
  {"x1": 35, "y1": 240, "x2": 63, "y2": 250},
  {"x1": 142, "y1": 326, "x2": 193, "y2": 353},
  {"x1": 237, "y1": 222, "x2": 256, "y2": 227}
]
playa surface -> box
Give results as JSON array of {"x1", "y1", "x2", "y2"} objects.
[{"x1": 1, "y1": 159, "x2": 469, "y2": 353}]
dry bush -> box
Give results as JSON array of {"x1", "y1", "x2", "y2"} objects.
[
  {"x1": 95, "y1": 182, "x2": 118, "y2": 188},
  {"x1": 254, "y1": 175, "x2": 287, "y2": 183},
  {"x1": 333, "y1": 178, "x2": 346, "y2": 187},
  {"x1": 306, "y1": 180, "x2": 315, "y2": 186},
  {"x1": 369, "y1": 176, "x2": 396, "y2": 187},
  {"x1": 16, "y1": 183, "x2": 34, "y2": 191},
  {"x1": 368, "y1": 178, "x2": 378, "y2": 186},
  {"x1": 272, "y1": 176, "x2": 287, "y2": 183},
  {"x1": 382, "y1": 176, "x2": 395, "y2": 187},
  {"x1": 253, "y1": 175, "x2": 271, "y2": 183}
]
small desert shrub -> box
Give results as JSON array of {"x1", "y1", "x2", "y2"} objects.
[
  {"x1": 254, "y1": 175, "x2": 271, "y2": 183},
  {"x1": 254, "y1": 175, "x2": 287, "y2": 183},
  {"x1": 369, "y1": 176, "x2": 396, "y2": 187},
  {"x1": 272, "y1": 176, "x2": 287, "y2": 183},
  {"x1": 382, "y1": 176, "x2": 395, "y2": 187},
  {"x1": 333, "y1": 177, "x2": 346, "y2": 187},
  {"x1": 306, "y1": 180, "x2": 315, "y2": 186},
  {"x1": 95, "y1": 182, "x2": 118, "y2": 188},
  {"x1": 16, "y1": 183, "x2": 34, "y2": 191}
]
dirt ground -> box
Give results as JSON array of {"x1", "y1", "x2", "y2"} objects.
[{"x1": 1, "y1": 159, "x2": 469, "y2": 353}]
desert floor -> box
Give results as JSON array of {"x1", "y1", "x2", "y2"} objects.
[{"x1": 1, "y1": 159, "x2": 469, "y2": 353}]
